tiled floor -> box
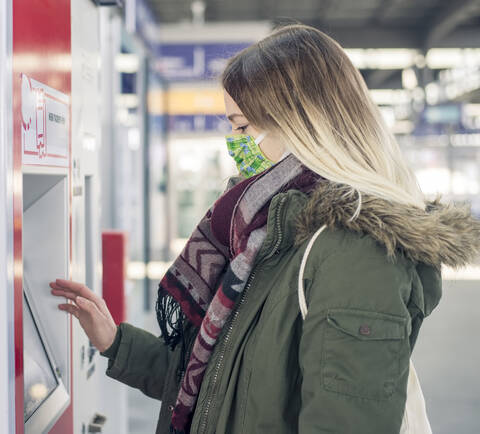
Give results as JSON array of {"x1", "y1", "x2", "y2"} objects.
[
  {"x1": 128, "y1": 387, "x2": 160, "y2": 434},
  {"x1": 412, "y1": 279, "x2": 480, "y2": 434},
  {"x1": 126, "y1": 283, "x2": 163, "y2": 434}
]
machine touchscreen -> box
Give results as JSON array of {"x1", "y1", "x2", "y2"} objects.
[{"x1": 23, "y1": 293, "x2": 58, "y2": 421}]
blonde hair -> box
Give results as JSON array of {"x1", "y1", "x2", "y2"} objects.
[{"x1": 221, "y1": 24, "x2": 425, "y2": 215}]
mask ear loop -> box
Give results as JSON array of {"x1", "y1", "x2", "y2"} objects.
[{"x1": 254, "y1": 132, "x2": 267, "y2": 145}]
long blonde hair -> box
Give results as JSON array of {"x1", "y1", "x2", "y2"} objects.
[{"x1": 221, "y1": 24, "x2": 425, "y2": 215}]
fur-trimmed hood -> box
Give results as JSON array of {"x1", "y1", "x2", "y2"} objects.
[{"x1": 294, "y1": 181, "x2": 480, "y2": 269}]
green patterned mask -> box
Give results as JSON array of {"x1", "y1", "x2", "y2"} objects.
[{"x1": 225, "y1": 132, "x2": 275, "y2": 178}]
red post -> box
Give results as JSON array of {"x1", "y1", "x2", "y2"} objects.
[{"x1": 102, "y1": 231, "x2": 127, "y2": 324}]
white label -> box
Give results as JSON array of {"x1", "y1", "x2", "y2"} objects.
[{"x1": 21, "y1": 74, "x2": 70, "y2": 167}]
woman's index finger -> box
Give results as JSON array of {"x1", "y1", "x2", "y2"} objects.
[
  {"x1": 52, "y1": 279, "x2": 90, "y2": 297},
  {"x1": 51, "y1": 279, "x2": 100, "y2": 306}
]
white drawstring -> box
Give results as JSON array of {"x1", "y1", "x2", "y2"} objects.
[{"x1": 298, "y1": 224, "x2": 327, "y2": 320}]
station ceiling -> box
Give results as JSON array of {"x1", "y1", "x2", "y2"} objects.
[
  {"x1": 146, "y1": 0, "x2": 480, "y2": 50},
  {"x1": 143, "y1": 0, "x2": 480, "y2": 97}
]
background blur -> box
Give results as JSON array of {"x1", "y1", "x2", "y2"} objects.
[{"x1": 74, "y1": 1, "x2": 480, "y2": 433}]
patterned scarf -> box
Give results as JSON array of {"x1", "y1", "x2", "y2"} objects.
[{"x1": 156, "y1": 153, "x2": 322, "y2": 433}]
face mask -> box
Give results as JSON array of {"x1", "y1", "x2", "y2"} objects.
[{"x1": 225, "y1": 131, "x2": 275, "y2": 178}]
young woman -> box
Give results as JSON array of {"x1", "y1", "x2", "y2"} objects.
[{"x1": 51, "y1": 24, "x2": 480, "y2": 434}]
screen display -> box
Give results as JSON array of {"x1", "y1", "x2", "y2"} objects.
[{"x1": 23, "y1": 293, "x2": 58, "y2": 421}]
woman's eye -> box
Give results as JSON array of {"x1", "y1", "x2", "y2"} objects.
[{"x1": 235, "y1": 125, "x2": 248, "y2": 133}]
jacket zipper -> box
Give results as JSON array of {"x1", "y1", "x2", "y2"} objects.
[{"x1": 198, "y1": 194, "x2": 288, "y2": 434}]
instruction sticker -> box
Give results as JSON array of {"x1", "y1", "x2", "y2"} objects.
[{"x1": 21, "y1": 74, "x2": 70, "y2": 167}]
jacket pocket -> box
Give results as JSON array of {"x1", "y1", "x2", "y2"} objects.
[{"x1": 321, "y1": 308, "x2": 407, "y2": 401}]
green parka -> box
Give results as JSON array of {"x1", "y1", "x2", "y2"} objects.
[{"x1": 101, "y1": 178, "x2": 480, "y2": 434}]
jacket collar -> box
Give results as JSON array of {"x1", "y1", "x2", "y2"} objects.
[
  {"x1": 290, "y1": 180, "x2": 480, "y2": 269},
  {"x1": 257, "y1": 189, "x2": 308, "y2": 262}
]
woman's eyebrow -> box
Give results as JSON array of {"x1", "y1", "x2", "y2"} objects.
[{"x1": 227, "y1": 113, "x2": 246, "y2": 121}]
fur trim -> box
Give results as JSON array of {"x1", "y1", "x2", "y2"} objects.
[{"x1": 294, "y1": 181, "x2": 480, "y2": 269}]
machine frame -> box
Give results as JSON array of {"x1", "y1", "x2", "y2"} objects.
[{"x1": 22, "y1": 274, "x2": 70, "y2": 434}]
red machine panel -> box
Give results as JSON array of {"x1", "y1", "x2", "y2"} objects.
[{"x1": 12, "y1": 1, "x2": 72, "y2": 433}]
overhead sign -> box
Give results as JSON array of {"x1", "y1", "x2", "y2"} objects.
[
  {"x1": 155, "y1": 43, "x2": 250, "y2": 81},
  {"x1": 168, "y1": 114, "x2": 229, "y2": 133},
  {"x1": 21, "y1": 74, "x2": 70, "y2": 167},
  {"x1": 150, "y1": 114, "x2": 230, "y2": 134}
]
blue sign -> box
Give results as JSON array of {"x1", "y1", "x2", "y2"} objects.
[
  {"x1": 154, "y1": 43, "x2": 251, "y2": 81},
  {"x1": 413, "y1": 103, "x2": 465, "y2": 136},
  {"x1": 168, "y1": 115, "x2": 230, "y2": 133},
  {"x1": 150, "y1": 114, "x2": 230, "y2": 133}
]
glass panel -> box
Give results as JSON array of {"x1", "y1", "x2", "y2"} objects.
[{"x1": 23, "y1": 293, "x2": 58, "y2": 421}]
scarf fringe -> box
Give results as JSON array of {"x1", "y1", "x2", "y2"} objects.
[
  {"x1": 156, "y1": 283, "x2": 185, "y2": 350},
  {"x1": 156, "y1": 283, "x2": 192, "y2": 385}
]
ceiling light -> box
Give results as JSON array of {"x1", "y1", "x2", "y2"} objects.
[
  {"x1": 115, "y1": 54, "x2": 139, "y2": 73},
  {"x1": 402, "y1": 68, "x2": 418, "y2": 90},
  {"x1": 346, "y1": 49, "x2": 418, "y2": 70}
]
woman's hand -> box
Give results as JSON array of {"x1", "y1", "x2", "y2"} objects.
[{"x1": 50, "y1": 279, "x2": 117, "y2": 353}]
